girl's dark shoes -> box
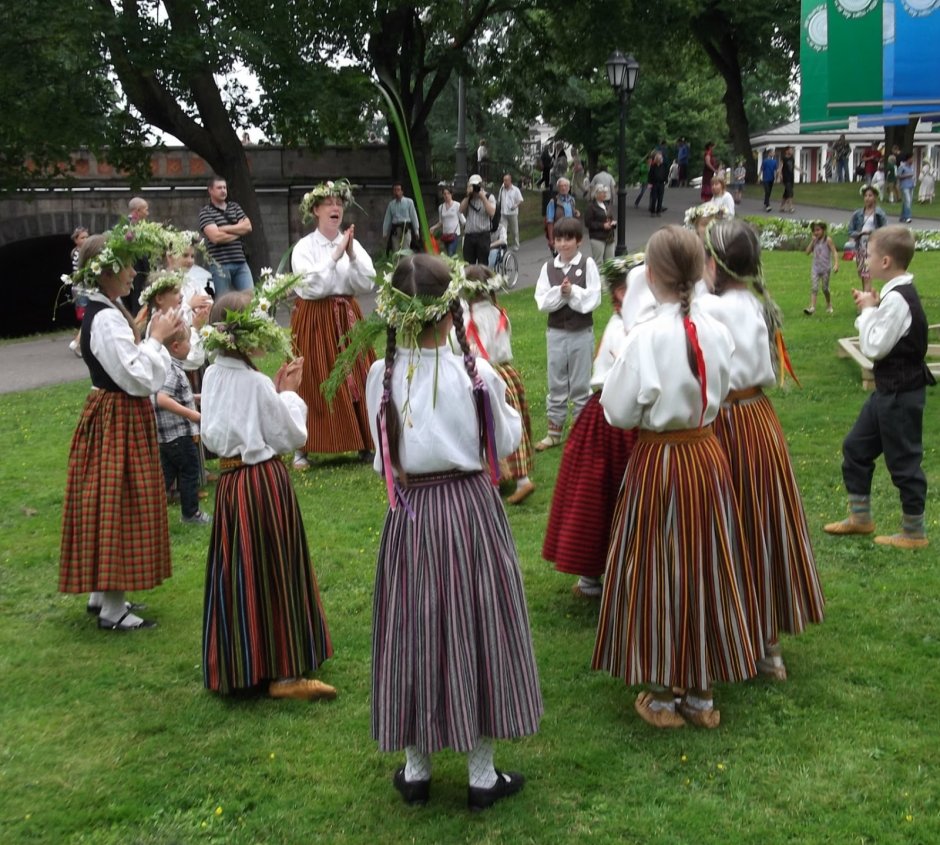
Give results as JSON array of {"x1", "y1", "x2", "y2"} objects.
[
  {"x1": 97, "y1": 611, "x2": 157, "y2": 631},
  {"x1": 467, "y1": 770, "x2": 525, "y2": 811},
  {"x1": 393, "y1": 766, "x2": 430, "y2": 805}
]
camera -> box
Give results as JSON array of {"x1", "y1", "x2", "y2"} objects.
[{"x1": 472, "y1": 183, "x2": 481, "y2": 193}]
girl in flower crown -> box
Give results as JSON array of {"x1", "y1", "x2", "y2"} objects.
[
  {"x1": 59, "y1": 223, "x2": 186, "y2": 631},
  {"x1": 458, "y1": 264, "x2": 535, "y2": 504},
  {"x1": 542, "y1": 257, "x2": 639, "y2": 598},
  {"x1": 364, "y1": 253, "x2": 541, "y2": 811},
  {"x1": 594, "y1": 226, "x2": 761, "y2": 729},
  {"x1": 290, "y1": 178, "x2": 376, "y2": 469},
  {"x1": 699, "y1": 218, "x2": 824, "y2": 681},
  {"x1": 199, "y1": 275, "x2": 334, "y2": 700}
]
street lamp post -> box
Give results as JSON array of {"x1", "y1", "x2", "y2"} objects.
[{"x1": 605, "y1": 51, "x2": 639, "y2": 256}]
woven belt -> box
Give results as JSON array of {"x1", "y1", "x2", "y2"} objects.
[
  {"x1": 725, "y1": 386, "x2": 763, "y2": 403},
  {"x1": 218, "y1": 456, "x2": 244, "y2": 472},
  {"x1": 638, "y1": 425, "x2": 714, "y2": 444},
  {"x1": 405, "y1": 470, "x2": 481, "y2": 487}
]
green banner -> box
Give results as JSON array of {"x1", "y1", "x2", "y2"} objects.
[
  {"x1": 827, "y1": 0, "x2": 883, "y2": 116},
  {"x1": 800, "y1": 0, "x2": 848, "y2": 130}
]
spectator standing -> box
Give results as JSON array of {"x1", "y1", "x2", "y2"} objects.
[
  {"x1": 198, "y1": 175, "x2": 254, "y2": 296},
  {"x1": 477, "y1": 138, "x2": 489, "y2": 181},
  {"x1": 760, "y1": 150, "x2": 778, "y2": 212},
  {"x1": 497, "y1": 174, "x2": 524, "y2": 251},
  {"x1": 382, "y1": 183, "x2": 420, "y2": 254},
  {"x1": 897, "y1": 152, "x2": 916, "y2": 223},
  {"x1": 584, "y1": 184, "x2": 616, "y2": 264},
  {"x1": 676, "y1": 137, "x2": 690, "y2": 186},
  {"x1": 459, "y1": 174, "x2": 496, "y2": 265},
  {"x1": 126, "y1": 197, "x2": 151, "y2": 314},
  {"x1": 647, "y1": 152, "x2": 668, "y2": 217},
  {"x1": 545, "y1": 177, "x2": 579, "y2": 255},
  {"x1": 429, "y1": 187, "x2": 464, "y2": 257},
  {"x1": 833, "y1": 134, "x2": 850, "y2": 183}
]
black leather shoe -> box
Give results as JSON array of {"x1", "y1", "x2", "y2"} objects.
[
  {"x1": 393, "y1": 766, "x2": 430, "y2": 806},
  {"x1": 467, "y1": 770, "x2": 525, "y2": 811}
]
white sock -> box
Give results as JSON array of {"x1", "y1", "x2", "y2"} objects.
[
  {"x1": 576, "y1": 576, "x2": 602, "y2": 595},
  {"x1": 684, "y1": 694, "x2": 714, "y2": 712},
  {"x1": 88, "y1": 591, "x2": 104, "y2": 608},
  {"x1": 516, "y1": 476, "x2": 531, "y2": 490},
  {"x1": 648, "y1": 697, "x2": 677, "y2": 713},
  {"x1": 467, "y1": 737, "x2": 498, "y2": 789},
  {"x1": 99, "y1": 591, "x2": 142, "y2": 626},
  {"x1": 404, "y1": 746, "x2": 431, "y2": 782}
]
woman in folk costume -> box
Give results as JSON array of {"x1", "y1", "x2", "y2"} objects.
[
  {"x1": 290, "y1": 179, "x2": 376, "y2": 469},
  {"x1": 363, "y1": 254, "x2": 542, "y2": 810},
  {"x1": 593, "y1": 226, "x2": 762, "y2": 729},
  {"x1": 59, "y1": 220, "x2": 186, "y2": 630},
  {"x1": 459, "y1": 264, "x2": 536, "y2": 504},
  {"x1": 542, "y1": 255, "x2": 642, "y2": 598},
  {"x1": 699, "y1": 219, "x2": 824, "y2": 680},
  {"x1": 199, "y1": 272, "x2": 334, "y2": 699}
]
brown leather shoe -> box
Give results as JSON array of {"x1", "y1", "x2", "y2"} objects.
[
  {"x1": 634, "y1": 691, "x2": 685, "y2": 729},
  {"x1": 269, "y1": 678, "x2": 337, "y2": 701},
  {"x1": 874, "y1": 533, "x2": 929, "y2": 550},
  {"x1": 756, "y1": 656, "x2": 788, "y2": 681},
  {"x1": 823, "y1": 518, "x2": 875, "y2": 535},
  {"x1": 677, "y1": 698, "x2": 721, "y2": 729}
]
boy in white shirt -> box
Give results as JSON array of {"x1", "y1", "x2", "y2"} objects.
[{"x1": 533, "y1": 217, "x2": 601, "y2": 449}]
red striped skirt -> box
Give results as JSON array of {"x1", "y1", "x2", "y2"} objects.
[
  {"x1": 492, "y1": 362, "x2": 533, "y2": 480},
  {"x1": 59, "y1": 391, "x2": 171, "y2": 593},
  {"x1": 203, "y1": 458, "x2": 332, "y2": 693},
  {"x1": 714, "y1": 389, "x2": 824, "y2": 641},
  {"x1": 542, "y1": 393, "x2": 637, "y2": 577},
  {"x1": 291, "y1": 296, "x2": 374, "y2": 455},
  {"x1": 372, "y1": 472, "x2": 543, "y2": 753},
  {"x1": 592, "y1": 426, "x2": 761, "y2": 689}
]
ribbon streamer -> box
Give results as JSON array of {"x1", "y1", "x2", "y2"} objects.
[
  {"x1": 474, "y1": 376, "x2": 501, "y2": 486},
  {"x1": 775, "y1": 329, "x2": 801, "y2": 387},
  {"x1": 683, "y1": 316, "x2": 708, "y2": 429}
]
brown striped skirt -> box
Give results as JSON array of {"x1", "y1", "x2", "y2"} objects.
[
  {"x1": 203, "y1": 457, "x2": 332, "y2": 693},
  {"x1": 592, "y1": 426, "x2": 762, "y2": 690},
  {"x1": 542, "y1": 393, "x2": 637, "y2": 577},
  {"x1": 714, "y1": 389, "x2": 824, "y2": 642},
  {"x1": 291, "y1": 296, "x2": 374, "y2": 455},
  {"x1": 492, "y1": 361, "x2": 533, "y2": 480},
  {"x1": 372, "y1": 471, "x2": 543, "y2": 753},
  {"x1": 59, "y1": 390, "x2": 171, "y2": 594}
]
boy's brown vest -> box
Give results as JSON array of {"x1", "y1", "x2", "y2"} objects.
[{"x1": 546, "y1": 261, "x2": 593, "y2": 331}]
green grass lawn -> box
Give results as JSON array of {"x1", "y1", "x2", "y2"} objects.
[{"x1": 1, "y1": 252, "x2": 939, "y2": 844}]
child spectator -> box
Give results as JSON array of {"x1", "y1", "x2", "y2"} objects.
[
  {"x1": 153, "y1": 324, "x2": 210, "y2": 525},
  {"x1": 804, "y1": 221, "x2": 839, "y2": 315},
  {"x1": 67, "y1": 227, "x2": 90, "y2": 357},
  {"x1": 701, "y1": 219, "x2": 825, "y2": 681},
  {"x1": 200, "y1": 273, "x2": 335, "y2": 698},
  {"x1": 594, "y1": 226, "x2": 760, "y2": 729},
  {"x1": 542, "y1": 257, "x2": 640, "y2": 598},
  {"x1": 825, "y1": 225, "x2": 935, "y2": 549},
  {"x1": 732, "y1": 161, "x2": 746, "y2": 203},
  {"x1": 364, "y1": 253, "x2": 541, "y2": 810},
  {"x1": 533, "y1": 217, "x2": 601, "y2": 450}
]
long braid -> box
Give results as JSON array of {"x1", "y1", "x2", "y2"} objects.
[
  {"x1": 677, "y1": 279, "x2": 698, "y2": 379},
  {"x1": 380, "y1": 326, "x2": 403, "y2": 482},
  {"x1": 450, "y1": 299, "x2": 490, "y2": 469}
]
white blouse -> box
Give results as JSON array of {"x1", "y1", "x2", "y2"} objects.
[
  {"x1": 291, "y1": 229, "x2": 375, "y2": 300},
  {"x1": 621, "y1": 264, "x2": 712, "y2": 333},
  {"x1": 365, "y1": 345, "x2": 521, "y2": 476},
  {"x1": 534, "y1": 251, "x2": 602, "y2": 316},
  {"x1": 697, "y1": 288, "x2": 776, "y2": 390},
  {"x1": 601, "y1": 301, "x2": 734, "y2": 432},
  {"x1": 460, "y1": 299, "x2": 513, "y2": 364},
  {"x1": 590, "y1": 312, "x2": 627, "y2": 390},
  {"x1": 87, "y1": 293, "x2": 169, "y2": 397},
  {"x1": 200, "y1": 356, "x2": 308, "y2": 465},
  {"x1": 714, "y1": 191, "x2": 736, "y2": 219},
  {"x1": 439, "y1": 201, "x2": 464, "y2": 236}
]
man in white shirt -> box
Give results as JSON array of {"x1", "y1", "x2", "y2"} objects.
[
  {"x1": 382, "y1": 183, "x2": 420, "y2": 254},
  {"x1": 497, "y1": 174, "x2": 524, "y2": 251}
]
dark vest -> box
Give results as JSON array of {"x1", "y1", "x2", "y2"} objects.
[
  {"x1": 80, "y1": 300, "x2": 126, "y2": 392},
  {"x1": 546, "y1": 261, "x2": 593, "y2": 331},
  {"x1": 872, "y1": 283, "x2": 936, "y2": 392}
]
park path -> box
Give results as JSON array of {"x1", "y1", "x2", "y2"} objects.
[{"x1": 2, "y1": 186, "x2": 932, "y2": 395}]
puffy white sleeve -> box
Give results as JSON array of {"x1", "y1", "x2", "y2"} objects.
[
  {"x1": 600, "y1": 334, "x2": 657, "y2": 430},
  {"x1": 291, "y1": 236, "x2": 376, "y2": 298},
  {"x1": 89, "y1": 309, "x2": 169, "y2": 396},
  {"x1": 258, "y1": 386, "x2": 309, "y2": 455}
]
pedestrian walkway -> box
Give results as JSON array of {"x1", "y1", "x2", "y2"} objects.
[{"x1": 3, "y1": 185, "x2": 936, "y2": 395}]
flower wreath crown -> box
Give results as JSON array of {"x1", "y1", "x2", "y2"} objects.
[
  {"x1": 140, "y1": 269, "x2": 187, "y2": 305},
  {"x1": 683, "y1": 202, "x2": 727, "y2": 227},
  {"x1": 299, "y1": 179, "x2": 359, "y2": 224}
]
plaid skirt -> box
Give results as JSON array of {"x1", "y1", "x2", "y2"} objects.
[
  {"x1": 291, "y1": 296, "x2": 374, "y2": 455},
  {"x1": 542, "y1": 393, "x2": 637, "y2": 577},
  {"x1": 714, "y1": 390, "x2": 825, "y2": 642},
  {"x1": 592, "y1": 427, "x2": 761, "y2": 690},
  {"x1": 203, "y1": 458, "x2": 332, "y2": 693},
  {"x1": 492, "y1": 362, "x2": 533, "y2": 480},
  {"x1": 59, "y1": 391, "x2": 171, "y2": 593},
  {"x1": 372, "y1": 472, "x2": 543, "y2": 753}
]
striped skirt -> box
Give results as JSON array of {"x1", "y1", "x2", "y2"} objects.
[
  {"x1": 492, "y1": 362, "x2": 533, "y2": 480},
  {"x1": 59, "y1": 391, "x2": 171, "y2": 593},
  {"x1": 542, "y1": 393, "x2": 637, "y2": 577},
  {"x1": 713, "y1": 389, "x2": 825, "y2": 642},
  {"x1": 291, "y1": 296, "x2": 374, "y2": 455},
  {"x1": 592, "y1": 427, "x2": 761, "y2": 690},
  {"x1": 372, "y1": 472, "x2": 543, "y2": 753},
  {"x1": 203, "y1": 458, "x2": 332, "y2": 693}
]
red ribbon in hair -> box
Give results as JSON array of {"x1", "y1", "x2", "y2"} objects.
[
  {"x1": 683, "y1": 315, "x2": 708, "y2": 428},
  {"x1": 466, "y1": 318, "x2": 489, "y2": 361},
  {"x1": 496, "y1": 307, "x2": 509, "y2": 335}
]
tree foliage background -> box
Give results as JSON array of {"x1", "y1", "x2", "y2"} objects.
[{"x1": 1, "y1": 0, "x2": 800, "y2": 262}]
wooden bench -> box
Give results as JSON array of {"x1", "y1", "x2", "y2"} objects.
[{"x1": 838, "y1": 324, "x2": 940, "y2": 390}]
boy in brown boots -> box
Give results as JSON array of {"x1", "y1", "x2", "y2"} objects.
[{"x1": 825, "y1": 225, "x2": 934, "y2": 549}]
